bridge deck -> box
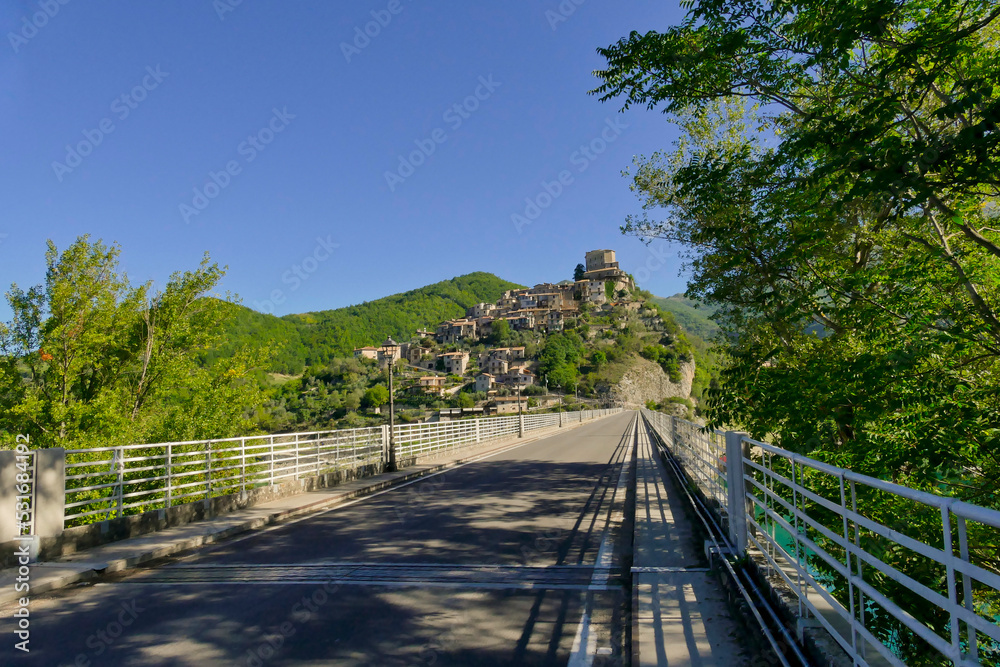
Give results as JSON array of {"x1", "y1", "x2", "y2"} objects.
[{"x1": 0, "y1": 412, "x2": 765, "y2": 665}]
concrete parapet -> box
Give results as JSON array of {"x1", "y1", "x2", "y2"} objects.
[
  {"x1": 35, "y1": 448, "x2": 65, "y2": 538},
  {"x1": 0, "y1": 451, "x2": 17, "y2": 542}
]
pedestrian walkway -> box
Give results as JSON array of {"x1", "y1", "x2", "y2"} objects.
[
  {"x1": 0, "y1": 421, "x2": 589, "y2": 607},
  {"x1": 632, "y1": 417, "x2": 751, "y2": 666}
]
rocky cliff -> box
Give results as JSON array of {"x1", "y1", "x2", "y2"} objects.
[{"x1": 609, "y1": 355, "x2": 695, "y2": 409}]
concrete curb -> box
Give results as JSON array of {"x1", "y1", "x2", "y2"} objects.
[{"x1": 0, "y1": 419, "x2": 602, "y2": 607}]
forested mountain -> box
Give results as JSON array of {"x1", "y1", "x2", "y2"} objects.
[
  {"x1": 210, "y1": 272, "x2": 524, "y2": 374},
  {"x1": 648, "y1": 294, "x2": 719, "y2": 340}
]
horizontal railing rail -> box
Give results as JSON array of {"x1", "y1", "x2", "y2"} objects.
[
  {"x1": 64, "y1": 427, "x2": 383, "y2": 526},
  {"x1": 64, "y1": 407, "x2": 621, "y2": 528},
  {"x1": 640, "y1": 408, "x2": 1000, "y2": 667}
]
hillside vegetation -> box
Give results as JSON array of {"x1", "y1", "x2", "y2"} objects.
[
  {"x1": 649, "y1": 294, "x2": 719, "y2": 340},
  {"x1": 207, "y1": 272, "x2": 524, "y2": 374}
]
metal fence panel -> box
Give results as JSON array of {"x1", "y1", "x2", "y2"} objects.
[
  {"x1": 640, "y1": 408, "x2": 1000, "y2": 667},
  {"x1": 65, "y1": 409, "x2": 621, "y2": 528}
]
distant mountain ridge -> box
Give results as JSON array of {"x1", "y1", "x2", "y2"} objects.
[{"x1": 209, "y1": 272, "x2": 524, "y2": 373}]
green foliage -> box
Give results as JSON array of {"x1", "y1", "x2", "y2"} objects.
[
  {"x1": 0, "y1": 237, "x2": 269, "y2": 449},
  {"x1": 362, "y1": 384, "x2": 389, "y2": 409},
  {"x1": 640, "y1": 345, "x2": 682, "y2": 383},
  {"x1": 604, "y1": 281, "x2": 615, "y2": 301},
  {"x1": 596, "y1": 1, "x2": 1000, "y2": 660},
  {"x1": 650, "y1": 294, "x2": 720, "y2": 340},
  {"x1": 538, "y1": 331, "x2": 585, "y2": 391},
  {"x1": 574, "y1": 263, "x2": 586, "y2": 281},
  {"x1": 489, "y1": 317, "x2": 512, "y2": 345}
]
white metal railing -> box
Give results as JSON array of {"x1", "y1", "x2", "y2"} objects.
[
  {"x1": 395, "y1": 415, "x2": 517, "y2": 459},
  {"x1": 640, "y1": 408, "x2": 1000, "y2": 667},
  {"x1": 65, "y1": 408, "x2": 621, "y2": 528},
  {"x1": 64, "y1": 427, "x2": 383, "y2": 526}
]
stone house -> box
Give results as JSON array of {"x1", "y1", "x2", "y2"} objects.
[
  {"x1": 418, "y1": 376, "x2": 446, "y2": 395},
  {"x1": 439, "y1": 351, "x2": 469, "y2": 375},
  {"x1": 475, "y1": 372, "x2": 495, "y2": 393}
]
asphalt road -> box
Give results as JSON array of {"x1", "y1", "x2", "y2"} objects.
[{"x1": 1, "y1": 412, "x2": 637, "y2": 667}]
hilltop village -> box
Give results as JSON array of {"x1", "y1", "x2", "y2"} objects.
[{"x1": 352, "y1": 250, "x2": 642, "y2": 413}]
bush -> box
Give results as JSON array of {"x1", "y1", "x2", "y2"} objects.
[{"x1": 641, "y1": 344, "x2": 682, "y2": 383}]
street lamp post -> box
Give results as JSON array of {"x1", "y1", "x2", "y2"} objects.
[{"x1": 381, "y1": 337, "x2": 399, "y2": 471}]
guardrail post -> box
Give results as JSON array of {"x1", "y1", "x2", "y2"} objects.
[
  {"x1": 559, "y1": 411, "x2": 563, "y2": 428},
  {"x1": 293, "y1": 434, "x2": 300, "y2": 479},
  {"x1": 475, "y1": 420, "x2": 481, "y2": 443},
  {"x1": 205, "y1": 441, "x2": 212, "y2": 508},
  {"x1": 166, "y1": 444, "x2": 173, "y2": 509},
  {"x1": 725, "y1": 431, "x2": 750, "y2": 554},
  {"x1": 115, "y1": 446, "x2": 124, "y2": 519},
  {"x1": 519, "y1": 412, "x2": 524, "y2": 438},
  {"x1": 269, "y1": 436, "x2": 275, "y2": 486},
  {"x1": 381, "y1": 425, "x2": 390, "y2": 469},
  {"x1": 240, "y1": 437, "x2": 247, "y2": 495}
]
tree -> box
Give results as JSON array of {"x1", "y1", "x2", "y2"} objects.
[
  {"x1": 594, "y1": 1, "x2": 1000, "y2": 487},
  {"x1": 538, "y1": 332, "x2": 584, "y2": 391},
  {"x1": 0, "y1": 236, "x2": 269, "y2": 448},
  {"x1": 491, "y1": 318, "x2": 512, "y2": 345},
  {"x1": 362, "y1": 385, "x2": 389, "y2": 410},
  {"x1": 593, "y1": 3, "x2": 1000, "y2": 660},
  {"x1": 573, "y1": 263, "x2": 586, "y2": 281},
  {"x1": 456, "y1": 392, "x2": 474, "y2": 409}
]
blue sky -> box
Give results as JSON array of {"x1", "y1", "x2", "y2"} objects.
[{"x1": 0, "y1": 1, "x2": 691, "y2": 319}]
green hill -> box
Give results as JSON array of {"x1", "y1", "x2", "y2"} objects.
[
  {"x1": 649, "y1": 293, "x2": 720, "y2": 340},
  {"x1": 213, "y1": 272, "x2": 524, "y2": 373}
]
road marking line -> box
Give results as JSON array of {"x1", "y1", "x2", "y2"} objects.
[
  {"x1": 161, "y1": 560, "x2": 615, "y2": 570},
  {"x1": 630, "y1": 566, "x2": 711, "y2": 573},
  {"x1": 107, "y1": 581, "x2": 619, "y2": 591}
]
